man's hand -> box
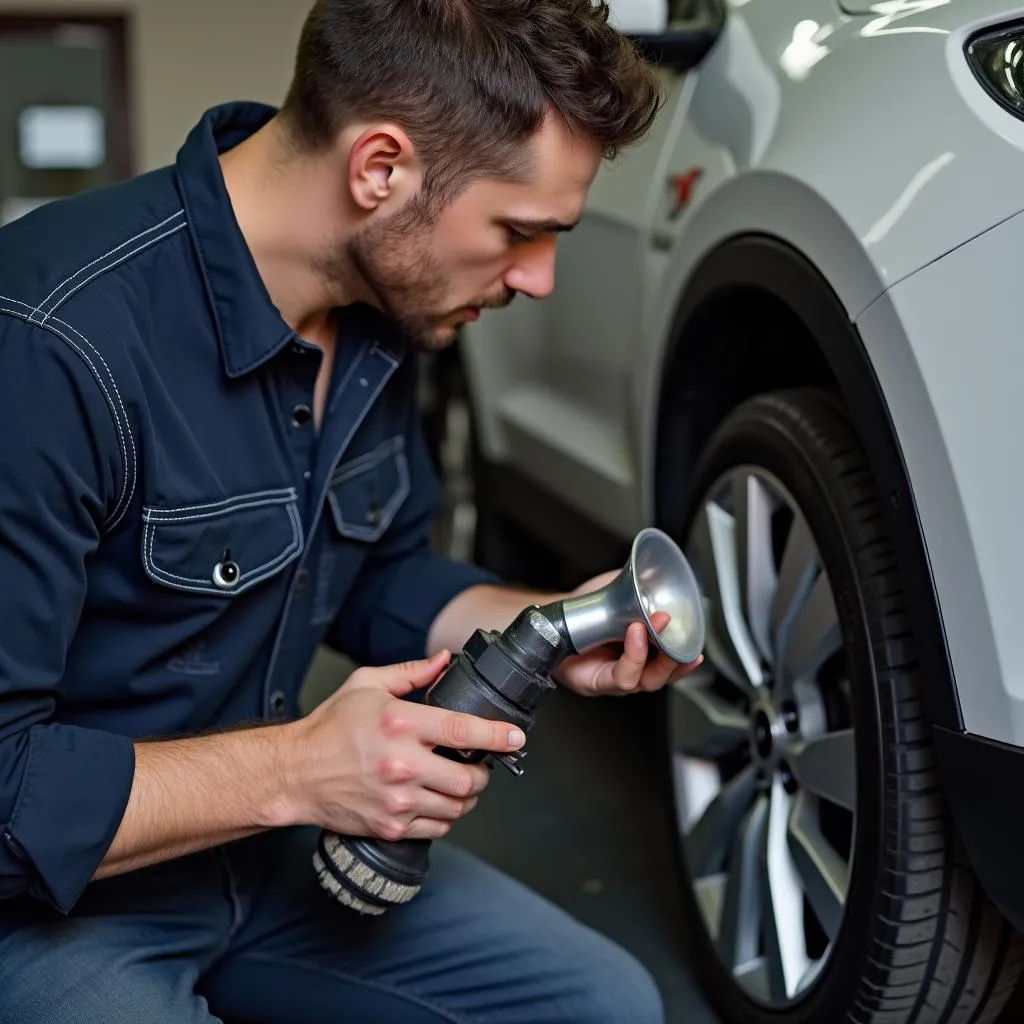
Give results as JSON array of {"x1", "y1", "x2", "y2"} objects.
[
  {"x1": 280, "y1": 651, "x2": 526, "y2": 843},
  {"x1": 555, "y1": 572, "x2": 704, "y2": 698}
]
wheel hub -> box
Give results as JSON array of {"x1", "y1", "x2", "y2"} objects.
[{"x1": 751, "y1": 704, "x2": 784, "y2": 766}]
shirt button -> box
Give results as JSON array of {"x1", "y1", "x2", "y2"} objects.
[
  {"x1": 359, "y1": 377, "x2": 369, "y2": 387},
  {"x1": 295, "y1": 568, "x2": 310, "y2": 593},
  {"x1": 289, "y1": 341, "x2": 305, "y2": 356},
  {"x1": 366, "y1": 504, "x2": 381, "y2": 526},
  {"x1": 212, "y1": 555, "x2": 241, "y2": 590},
  {"x1": 292, "y1": 404, "x2": 313, "y2": 428},
  {"x1": 269, "y1": 691, "x2": 286, "y2": 716}
]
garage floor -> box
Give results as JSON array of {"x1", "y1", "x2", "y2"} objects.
[{"x1": 304, "y1": 649, "x2": 718, "y2": 1024}]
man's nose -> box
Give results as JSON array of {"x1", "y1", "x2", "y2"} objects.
[{"x1": 504, "y1": 236, "x2": 556, "y2": 300}]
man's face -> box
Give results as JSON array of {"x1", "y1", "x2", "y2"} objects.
[{"x1": 345, "y1": 113, "x2": 602, "y2": 351}]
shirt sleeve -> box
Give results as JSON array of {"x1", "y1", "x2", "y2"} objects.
[
  {"x1": 0, "y1": 313, "x2": 136, "y2": 914},
  {"x1": 326, "y1": 393, "x2": 501, "y2": 667}
]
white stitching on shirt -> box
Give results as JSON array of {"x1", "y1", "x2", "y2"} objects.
[
  {"x1": 371, "y1": 345, "x2": 399, "y2": 370},
  {"x1": 46, "y1": 313, "x2": 137, "y2": 530},
  {"x1": 143, "y1": 490, "x2": 298, "y2": 523},
  {"x1": 328, "y1": 449, "x2": 411, "y2": 541},
  {"x1": 143, "y1": 501, "x2": 302, "y2": 594},
  {"x1": 0, "y1": 301, "x2": 131, "y2": 535},
  {"x1": 29, "y1": 210, "x2": 186, "y2": 322},
  {"x1": 329, "y1": 435, "x2": 405, "y2": 484},
  {"x1": 0, "y1": 294, "x2": 136, "y2": 532},
  {"x1": 40, "y1": 223, "x2": 188, "y2": 325}
]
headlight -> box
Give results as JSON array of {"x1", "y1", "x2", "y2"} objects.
[{"x1": 967, "y1": 24, "x2": 1024, "y2": 118}]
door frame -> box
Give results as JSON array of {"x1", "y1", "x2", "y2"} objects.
[{"x1": 0, "y1": 12, "x2": 134, "y2": 180}]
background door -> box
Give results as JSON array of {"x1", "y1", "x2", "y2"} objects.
[{"x1": 0, "y1": 14, "x2": 132, "y2": 226}]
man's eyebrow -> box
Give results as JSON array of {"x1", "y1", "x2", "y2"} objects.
[{"x1": 507, "y1": 217, "x2": 580, "y2": 234}]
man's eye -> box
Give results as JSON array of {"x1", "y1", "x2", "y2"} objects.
[{"x1": 507, "y1": 227, "x2": 534, "y2": 246}]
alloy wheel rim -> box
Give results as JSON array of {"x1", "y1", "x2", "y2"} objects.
[{"x1": 671, "y1": 465, "x2": 857, "y2": 1009}]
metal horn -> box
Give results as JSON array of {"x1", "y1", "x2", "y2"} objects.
[{"x1": 559, "y1": 527, "x2": 706, "y2": 663}]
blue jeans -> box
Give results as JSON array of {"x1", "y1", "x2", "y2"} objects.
[{"x1": 0, "y1": 827, "x2": 664, "y2": 1023}]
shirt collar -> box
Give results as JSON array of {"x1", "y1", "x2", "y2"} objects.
[
  {"x1": 172, "y1": 102, "x2": 294, "y2": 377},
  {"x1": 174, "y1": 101, "x2": 407, "y2": 376}
]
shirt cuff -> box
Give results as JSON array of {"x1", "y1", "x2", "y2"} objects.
[{"x1": 6, "y1": 723, "x2": 135, "y2": 914}]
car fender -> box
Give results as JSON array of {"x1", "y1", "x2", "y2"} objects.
[{"x1": 634, "y1": 169, "x2": 888, "y2": 523}]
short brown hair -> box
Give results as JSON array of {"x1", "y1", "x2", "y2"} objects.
[{"x1": 281, "y1": 0, "x2": 663, "y2": 205}]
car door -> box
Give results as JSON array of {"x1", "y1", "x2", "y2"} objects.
[{"x1": 461, "y1": 0, "x2": 726, "y2": 540}]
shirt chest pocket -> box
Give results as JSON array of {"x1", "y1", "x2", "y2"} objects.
[
  {"x1": 142, "y1": 487, "x2": 304, "y2": 596},
  {"x1": 327, "y1": 436, "x2": 410, "y2": 543}
]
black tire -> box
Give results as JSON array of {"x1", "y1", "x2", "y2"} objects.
[{"x1": 670, "y1": 388, "x2": 1024, "y2": 1024}]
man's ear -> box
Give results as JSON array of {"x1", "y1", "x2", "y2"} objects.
[{"x1": 346, "y1": 124, "x2": 421, "y2": 213}]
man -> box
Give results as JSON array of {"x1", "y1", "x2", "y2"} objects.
[{"x1": 0, "y1": 1, "x2": 701, "y2": 1021}]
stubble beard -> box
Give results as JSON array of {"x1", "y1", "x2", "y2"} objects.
[
  {"x1": 319, "y1": 196, "x2": 516, "y2": 352},
  {"x1": 334, "y1": 196, "x2": 457, "y2": 352}
]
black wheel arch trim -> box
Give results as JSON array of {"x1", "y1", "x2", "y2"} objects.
[
  {"x1": 656, "y1": 233, "x2": 964, "y2": 733},
  {"x1": 933, "y1": 726, "x2": 1024, "y2": 934}
]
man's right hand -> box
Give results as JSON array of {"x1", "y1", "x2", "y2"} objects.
[{"x1": 276, "y1": 650, "x2": 526, "y2": 842}]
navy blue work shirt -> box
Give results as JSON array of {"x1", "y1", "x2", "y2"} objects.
[{"x1": 0, "y1": 101, "x2": 498, "y2": 915}]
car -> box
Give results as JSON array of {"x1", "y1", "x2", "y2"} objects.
[{"x1": 429, "y1": 0, "x2": 1024, "y2": 1021}]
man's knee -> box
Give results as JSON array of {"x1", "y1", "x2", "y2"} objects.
[{"x1": 568, "y1": 935, "x2": 664, "y2": 1024}]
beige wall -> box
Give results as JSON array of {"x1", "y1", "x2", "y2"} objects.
[{"x1": 0, "y1": 0, "x2": 314, "y2": 172}]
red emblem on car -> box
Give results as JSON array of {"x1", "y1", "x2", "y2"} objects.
[{"x1": 669, "y1": 169, "x2": 703, "y2": 219}]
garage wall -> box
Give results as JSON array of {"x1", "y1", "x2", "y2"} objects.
[{"x1": 0, "y1": 0, "x2": 312, "y2": 172}]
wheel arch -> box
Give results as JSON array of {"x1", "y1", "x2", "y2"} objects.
[{"x1": 651, "y1": 234, "x2": 963, "y2": 733}]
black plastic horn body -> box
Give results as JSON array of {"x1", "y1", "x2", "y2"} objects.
[{"x1": 314, "y1": 603, "x2": 572, "y2": 914}]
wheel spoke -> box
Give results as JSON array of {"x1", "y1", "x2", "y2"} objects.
[
  {"x1": 670, "y1": 675, "x2": 750, "y2": 758},
  {"x1": 784, "y1": 728, "x2": 856, "y2": 812},
  {"x1": 782, "y1": 569, "x2": 842, "y2": 685},
  {"x1": 787, "y1": 791, "x2": 850, "y2": 942},
  {"x1": 685, "y1": 765, "x2": 759, "y2": 877},
  {"x1": 732, "y1": 473, "x2": 777, "y2": 665},
  {"x1": 690, "y1": 500, "x2": 766, "y2": 691},
  {"x1": 771, "y1": 510, "x2": 818, "y2": 677},
  {"x1": 734, "y1": 959, "x2": 771, "y2": 1001},
  {"x1": 718, "y1": 795, "x2": 768, "y2": 971},
  {"x1": 760, "y1": 779, "x2": 810, "y2": 1002}
]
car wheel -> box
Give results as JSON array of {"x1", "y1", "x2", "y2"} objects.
[{"x1": 668, "y1": 388, "x2": 1024, "y2": 1023}]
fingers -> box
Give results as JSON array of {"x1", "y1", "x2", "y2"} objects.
[
  {"x1": 419, "y1": 756, "x2": 491, "y2": 800},
  {"x1": 377, "y1": 786, "x2": 478, "y2": 830},
  {"x1": 372, "y1": 779, "x2": 481, "y2": 843},
  {"x1": 667, "y1": 654, "x2": 705, "y2": 685},
  {"x1": 627, "y1": 615, "x2": 705, "y2": 693},
  {"x1": 561, "y1": 618, "x2": 706, "y2": 697},
  {"x1": 417, "y1": 705, "x2": 526, "y2": 755},
  {"x1": 404, "y1": 817, "x2": 459, "y2": 841},
  {"x1": 348, "y1": 650, "x2": 452, "y2": 697},
  {"x1": 649, "y1": 610, "x2": 671, "y2": 633},
  {"x1": 417, "y1": 790, "x2": 479, "y2": 822},
  {"x1": 610, "y1": 622, "x2": 650, "y2": 692}
]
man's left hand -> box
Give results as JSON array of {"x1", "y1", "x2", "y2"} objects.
[{"x1": 554, "y1": 571, "x2": 704, "y2": 698}]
